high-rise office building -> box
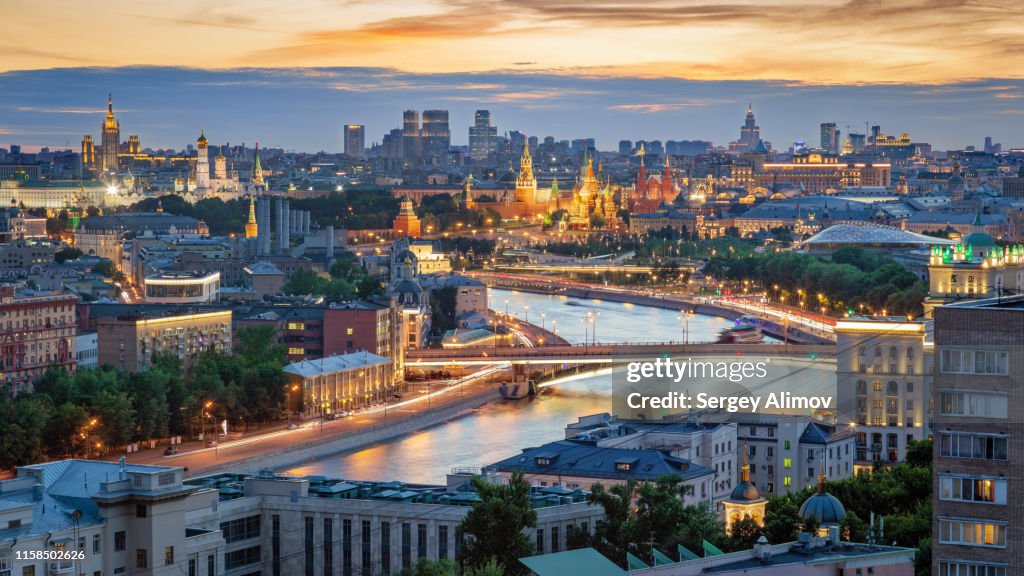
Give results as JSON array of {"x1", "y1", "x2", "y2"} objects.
[
  {"x1": 100, "y1": 94, "x2": 120, "y2": 173},
  {"x1": 402, "y1": 110, "x2": 421, "y2": 161},
  {"x1": 932, "y1": 297, "x2": 1020, "y2": 576},
  {"x1": 420, "y1": 110, "x2": 450, "y2": 162},
  {"x1": 618, "y1": 140, "x2": 632, "y2": 156},
  {"x1": 820, "y1": 122, "x2": 840, "y2": 154},
  {"x1": 383, "y1": 128, "x2": 403, "y2": 160},
  {"x1": 469, "y1": 110, "x2": 497, "y2": 160},
  {"x1": 344, "y1": 124, "x2": 365, "y2": 158}
]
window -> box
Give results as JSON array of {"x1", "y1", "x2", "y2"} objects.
[
  {"x1": 136, "y1": 504, "x2": 147, "y2": 518},
  {"x1": 938, "y1": 561, "x2": 1007, "y2": 576},
  {"x1": 208, "y1": 555, "x2": 216, "y2": 576},
  {"x1": 873, "y1": 380, "x2": 882, "y2": 391},
  {"x1": 401, "y1": 522, "x2": 411, "y2": 569},
  {"x1": 287, "y1": 322, "x2": 305, "y2": 330},
  {"x1": 115, "y1": 531, "x2": 126, "y2": 551},
  {"x1": 938, "y1": 518, "x2": 1006, "y2": 547},
  {"x1": 536, "y1": 529, "x2": 544, "y2": 554},
  {"x1": 304, "y1": 517, "x2": 314, "y2": 576},
  {"x1": 343, "y1": 519, "x2": 352, "y2": 576},
  {"x1": 224, "y1": 546, "x2": 261, "y2": 570},
  {"x1": 137, "y1": 549, "x2": 148, "y2": 569},
  {"x1": 766, "y1": 447, "x2": 774, "y2": 457},
  {"x1": 0, "y1": 549, "x2": 9, "y2": 576},
  {"x1": 438, "y1": 525, "x2": 449, "y2": 560},
  {"x1": 346, "y1": 328, "x2": 354, "y2": 335},
  {"x1": 221, "y1": 515, "x2": 261, "y2": 543},
  {"x1": 941, "y1": 349, "x2": 1009, "y2": 375},
  {"x1": 288, "y1": 347, "x2": 304, "y2": 356},
  {"x1": 940, "y1": 476, "x2": 1006, "y2": 504},
  {"x1": 940, "y1": 391, "x2": 1008, "y2": 418},
  {"x1": 362, "y1": 521, "x2": 372, "y2": 574},
  {"x1": 783, "y1": 476, "x2": 791, "y2": 487},
  {"x1": 906, "y1": 382, "x2": 914, "y2": 393},
  {"x1": 783, "y1": 458, "x2": 791, "y2": 468},
  {"x1": 417, "y1": 523, "x2": 427, "y2": 559},
  {"x1": 272, "y1": 515, "x2": 281, "y2": 576},
  {"x1": 551, "y1": 526, "x2": 560, "y2": 553},
  {"x1": 158, "y1": 472, "x2": 176, "y2": 486},
  {"x1": 857, "y1": 380, "x2": 867, "y2": 394},
  {"x1": 381, "y1": 521, "x2": 391, "y2": 574},
  {"x1": 93, "y1": 534, "x2": 101, "y2": 554},
  {"x1": 784, "y1": 440, "x2": 791, "y2": 450},
  {"x1": 165, "y1": 546, "x2": 174, "y2": 566},
  {"x1": 189, "y1": 558, "x2": 197, "y2": 576},
  {"x1": 940, "y1": 433, "x2": 1008, "y2": 460}
]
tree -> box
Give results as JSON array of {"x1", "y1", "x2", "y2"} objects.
[
  {"x1": 54, "y1": 247, "x2": 83, "y2": 263},
  {"x1": 905, "y1": 439, "x2": 932, "y2": 468},
  {"x1": 459, "y1": 472, "x2": 537, "y2": 576},
  {"x1": 466, "y1": 558, "x2": 505, "y2": 576},
  {"x1": 397, "y1": 558, "x2": 458, "y2": 576},
  {"x1": 915, "y1": 537, "x2": 931, "y2": 576},
  {"x1": 729, "y1": 515, "x2": 763, "y2": 550},
  {"x1": 430, "y1": 286, "x2": 458, "y2": 335},
  {"x1": 762, "y1": 496, "x2": 800, "y2": 543}
]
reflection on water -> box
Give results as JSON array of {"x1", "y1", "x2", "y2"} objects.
[{"x1": 284, "y1": 289, "x2": 790, "y2": 482}]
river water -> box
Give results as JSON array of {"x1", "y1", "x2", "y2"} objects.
[{"x1": 284, "y1": 289, "x2": 815, "y2": 483}]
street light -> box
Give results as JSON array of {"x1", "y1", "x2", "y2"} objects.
[{"x1": 540, "y1": 312, "x2": 546, "y2": 331}]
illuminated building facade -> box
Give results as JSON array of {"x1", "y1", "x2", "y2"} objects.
[
  {"x1": 143, "y1": 271, "x2": 221, "y2": 304},
  {"x1": 758, "y1": 154, "x2": 890, "y2": 193},
  {"x1": 924, "y1": 219, "x2": 1024, "y2": 314},
  {"x1": 244, "y1": 196, "x2": 258, "y2": 239},
  {"x1": 469, "y1": 109, "x2": 498, "y2": 160},
  {"x1": 284, "y1": 351, "x2": 396, "y2": 417},
  {"x1": 195, "y1": 130, "x2": 210, "y2": 192},
  {"x1": 835, "y1": 317, "x2": 932, "y2": 472},
  {"x1": 96, "y1": 309, "x2": 231, "y2": 372},
  {"x1": 81, "y1": 135, "x2": 96, "y2": 169},
  {"x1": 100, "y1": 95, "x2": 120, "y2": 173}
]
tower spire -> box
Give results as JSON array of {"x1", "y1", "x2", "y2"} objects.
[
  {"x1": 245, "y1": 195, "x2": 258, "y2": 238},
  {"x1": 108, "y1": 94, "x2": 113, "y2": 113}
]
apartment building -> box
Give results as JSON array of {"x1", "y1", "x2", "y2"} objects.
[
  {"x1": 96, "y1": 310, "x2": 232, "y2": 371},
  {"x1": 0, "y1": 284, "x2": 77, "y2": 394},
  {"x1": 932, "y1": 297, "x2": 1022, "y2": 576}
]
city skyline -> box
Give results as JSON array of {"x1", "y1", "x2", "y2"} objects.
[{"x1": 2, "y1": 67, "x2": 1023, "y2": 154}]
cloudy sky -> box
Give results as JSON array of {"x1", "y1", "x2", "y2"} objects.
[{"x1": 1, "y1": 0, "x2": 1022, "y2": 152}]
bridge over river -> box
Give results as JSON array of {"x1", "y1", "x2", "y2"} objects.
[{"x1": 406, "y1": 342, "x2": 836, "y2": 365}]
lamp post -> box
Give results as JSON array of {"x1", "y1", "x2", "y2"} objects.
[
  {"x1": 541, "y1": 312, "x2": 546, "y2": 331},
  {"x1": 524, "y1": 305, "x2": 529, "y2": 325},
  {"x1": 204, "y1": 401, "x2": 214, "y2": 441}
]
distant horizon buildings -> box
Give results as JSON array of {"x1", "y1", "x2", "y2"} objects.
[{"x1": 469, "y1": 109, "x2": 497, "y2": 160}]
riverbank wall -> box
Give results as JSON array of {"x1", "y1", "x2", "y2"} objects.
[{"x1": 186, "y1": 387, "x2": 504, "y2": 478}]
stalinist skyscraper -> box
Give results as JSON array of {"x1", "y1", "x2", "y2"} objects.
[{"x1": 101, "y1": 95, "x2": 120, "y2": 173}]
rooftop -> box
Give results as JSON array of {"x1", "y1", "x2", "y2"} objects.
[
  {"x1": 801, "y1": 224, "x2": 956, "y2": 246},
  {"x1": 283, "y1": 351, "x2": 392, "y2": 377}
]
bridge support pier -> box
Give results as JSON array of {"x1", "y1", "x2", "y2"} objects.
[{"x1": 500, "y1": 363, "x2": 532, "y2": 399}]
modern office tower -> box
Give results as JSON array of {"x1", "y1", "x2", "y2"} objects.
[
  {"x1": 736, "y1": 103, "x2": 762, "y2": 152},
  {"x1": 383, "y1": 128, "x2": 403, "y2": 159},
  {"x1": 469, "y1": 110, "x2": 497, "y2": 160},
  {"x1": 834, "y1": 316, "x2": 932, "y2": 473},
  {"x1": 820, "y1": 122, "x2": 840, "y2": 153},
  {"x1": 100, "y1": 94, "x2": 120, "y2": 173},
  {"x1": 402, "y1": 110, "x2": 421, "y2": 161},
  {"x1": 508, "y1": 130, "x2": 527, "y2": 156},
  {"x1": 195, "y1": 130, "x2": 210, "y2": 191},
  {"x1": 344, "y1": 124, "x2": 365, "y2": 158},
  {"x1": 81, "y1": 135, "x2": 96, "y2": 168},
  {"x1": 420, "y1": 109, "x2": 450, "y2": 162},
  {"x1": 932, "y1": 297, "x2": 1019, "y2": 576},
  {"x1": 618, "y1": 140, "x2": 632, "y2": 156},
  {"x1": 847, "y1": 133, "x2": 867, "y2": 152}
]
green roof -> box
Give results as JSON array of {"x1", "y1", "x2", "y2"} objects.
[{"x1": 520, "y1": 549, "x2": 626, "y2": 576}]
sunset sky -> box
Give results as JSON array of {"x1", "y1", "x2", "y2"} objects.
[{"x1": 1, "y1": 0, "x2": 1022, "y2": 151}]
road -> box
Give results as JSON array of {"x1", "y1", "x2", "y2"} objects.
[{"x1": 119, "y1": 365, "x2": 511, "y2": 477}]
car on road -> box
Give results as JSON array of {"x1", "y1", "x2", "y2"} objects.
[
  {"x1": 205, "y1": 440, "x2": 218, "y2": 448},
  {"x1": 286, "y1": 423, "x2": 300, "y2": 430},
  {"x1": 163, "y1": 446, "x2": 178, "y2": 456},
  {"x1": 393, "y1": 392, "x2": 404, "y2": 399}
]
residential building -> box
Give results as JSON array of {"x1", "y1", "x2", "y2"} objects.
[
  {"x1": 486, "y1": 439, "x2": 715, "y2": 507},
  {"x1": 731, "y1": 414, "x2": 856, "y2": 497},
  {"x1": 96, "y1": 309, "x2": 232, "y2": 371},
  {"x1": 835, "y1": 316, "x2": 933, "y2": 471},
  {"x1": 0, "y1": 285, "x2": 77, "y2": 394},
  {"x1": 420, "y1": 272, "x2": 487, "y2": 318},
  {"x1": 0, "y1": 459, "x2": 219, "y2": 576},
  {"x1": 932, "y1": 297, "x2": 1022, "y2": 575}
]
